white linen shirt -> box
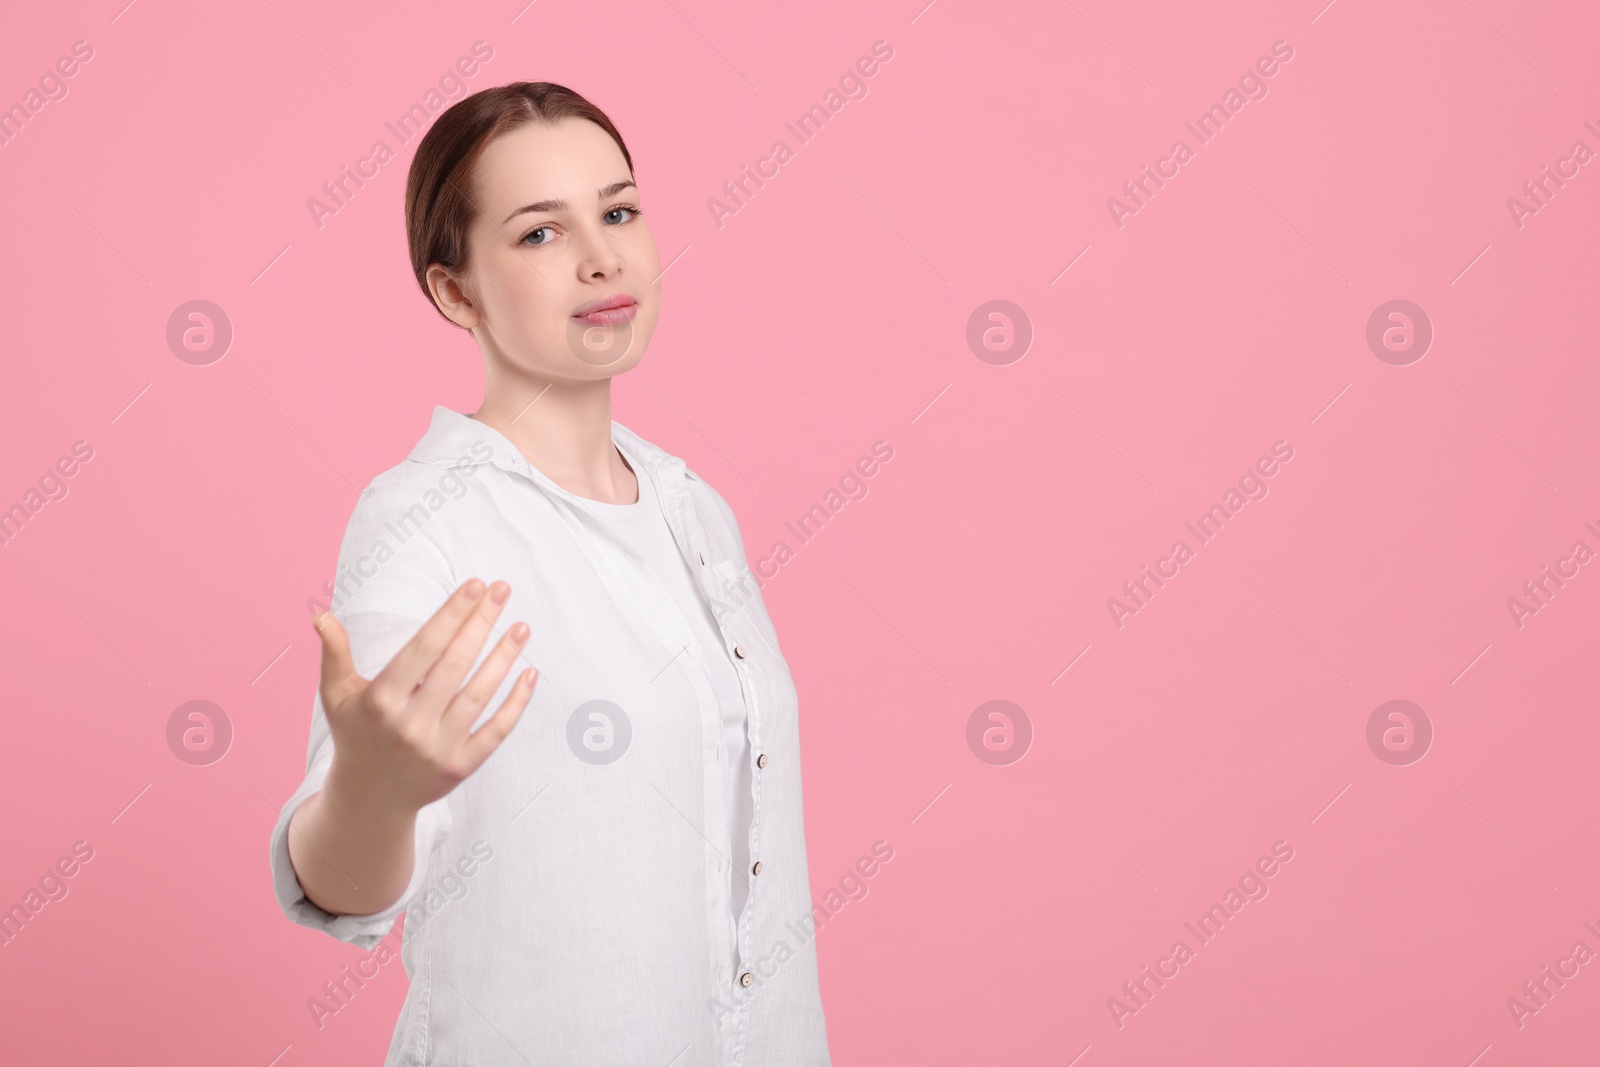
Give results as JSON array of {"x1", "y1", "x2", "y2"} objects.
[
  {"x1": 574, "y1": 457, "x2": 756, "y2": 940},
  {"x1": 268, "y1": 406, "x2": 832, "y2": 1066}
]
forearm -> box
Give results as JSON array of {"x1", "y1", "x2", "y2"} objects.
[{"x1": 287, "y1": 765, "x2": 419, "y2": 918}]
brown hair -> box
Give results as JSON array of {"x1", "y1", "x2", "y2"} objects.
[{"x1": 404, "y1": 81, "x2": 634, "y2": 322}]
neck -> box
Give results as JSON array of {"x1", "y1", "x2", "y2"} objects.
[{"x1": 471, "y1": 367, "x2": 634, "y2": 502}]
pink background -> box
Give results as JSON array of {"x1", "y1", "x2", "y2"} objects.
[{"x1": 2, "y1": 0, "x2": 1598, "y2": 1063}]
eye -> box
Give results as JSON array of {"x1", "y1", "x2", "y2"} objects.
[
  {"x1": 521, "y1": 225, "x2": 556, "y2": 247},
  {"x1": 604, "y1": 204, "x2": 642, "y2": 225}
]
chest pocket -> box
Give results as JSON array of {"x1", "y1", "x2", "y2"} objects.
[{"x1": 708, "y1": 557, "x2": 765, "y2": 627}]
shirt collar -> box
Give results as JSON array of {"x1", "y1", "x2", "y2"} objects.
[{"x1": 406, "y1": 405, "x2": 688, "y2": 495}]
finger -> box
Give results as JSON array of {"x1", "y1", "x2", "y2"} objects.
[
  {"x1": 441, "y1": 620, "x2": 531, "y2": 737},
  {"x1": 313, "y1": 610, "x2": 363, "y2": 711},
  {"x1": 371, "y1": 578, "x2": 488, "y2": 698},
  {"x1": 414, "y1": 580, "x2": 512, "y2": 712},
  {"x1": 456, "y1": 667, "x2": 538, "y2": 775}
]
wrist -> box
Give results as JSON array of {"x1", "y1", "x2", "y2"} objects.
[{"x1": 321, "y1": 760, "x2": 420, "y2": 831}]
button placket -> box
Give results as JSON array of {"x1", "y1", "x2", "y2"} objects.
[
  {"x1": 691, "y1": 539, "x2": 759, "y2": 999},
  {"x1": 722, "y1": 606, "x2": 763, "y2": 1031},
  {"x1": 667, "y1": 492, "x2": 764, "y2": 1043}
]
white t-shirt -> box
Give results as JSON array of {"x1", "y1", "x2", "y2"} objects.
[{"x1": 578, "y1": 451, "x2": 755, "y2": 932}]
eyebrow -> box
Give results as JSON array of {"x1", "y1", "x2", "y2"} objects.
[{"x1": 502, "y1": 181, "x2": 637, "y2": 224}]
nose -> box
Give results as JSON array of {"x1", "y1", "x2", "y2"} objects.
[{"x1": 573, "y1": 221, "x2": 623, "y2": 281}]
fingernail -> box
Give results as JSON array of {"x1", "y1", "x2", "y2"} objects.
[
  {"x1": 491, "y1": 581, "x2": 511, "y2": 604},
  {"x1": 311, "y1": 611, "x2": 325, "y2": 631},
  {"x1": 464, "y1": 578, "x2": 486, "y2": 599},
  {"x1": 510, "y1": 621, "x2": 530, "y2": 643}
]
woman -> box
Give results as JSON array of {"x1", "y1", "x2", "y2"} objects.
[{"x1": 268, "y1": 82, "x2": 832, "y2": 1066}]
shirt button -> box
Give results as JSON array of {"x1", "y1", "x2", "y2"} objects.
[
  {"x1": 756, "y1": 753, "x2": 768, "y2": 768},
  {"x1": 699, "y1": 552, "x2": 706, "y2": 565},
  {"x1": 740, "y1": 972, "x2": 754, "y2": 988},
  {"x1": 751, "y1": 861, "x2": 763, "y2": 876},
  {"x1": 734, "y1": 645, "x2": 747, "y2": 659}
]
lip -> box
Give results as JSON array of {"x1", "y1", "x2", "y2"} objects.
[{"x1": 571, "y1": 294, "x2": 638, "y2": 326}]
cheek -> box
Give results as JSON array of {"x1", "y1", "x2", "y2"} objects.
[
  {"x1": 630, "y1": 221, "x2": 662, "y2": 275},
  {"x1": 635, "y1": 235, "x2": 664, "y2": 326},
  {"x1": 483, "y1": 254, "x2": 560, "y2": 329}
]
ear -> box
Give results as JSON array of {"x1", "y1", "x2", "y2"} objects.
[{"x1": 427, "y1": 263, "x2": 481, "y2": 329}]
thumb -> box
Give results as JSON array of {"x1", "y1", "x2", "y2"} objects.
[{"x1": 312, "y1": 609, "x2": 361, "y2": 707}]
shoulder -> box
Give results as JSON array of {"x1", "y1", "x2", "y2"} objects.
[
  {"x1": 686, "y1": 467, "x2": 741, "y2": 538},
  {"x1": 346, "y1": 460, "x2": 476, "y2": 534},
  {"x1": 327, "y1": 461, "x2": 473, "y2": 615}
]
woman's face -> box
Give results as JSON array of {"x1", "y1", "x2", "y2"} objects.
[{"x1": 434, "y1": 117, "x2": 661, "y2": 380}]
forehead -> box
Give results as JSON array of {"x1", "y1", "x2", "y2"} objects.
[{"x1": 471, "y1": 118, "x2": 631, "y2": 205}]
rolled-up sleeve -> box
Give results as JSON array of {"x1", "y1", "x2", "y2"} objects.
[{"x1": 268, "y1": 479, "x2": 460, "y2": 950}]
